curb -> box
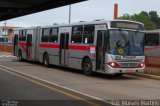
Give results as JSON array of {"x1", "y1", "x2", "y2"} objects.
[
  {"x1": 128, "y1": 73, "x2": 160, "y2": 80},
  {"x1": 0, "y1": 52, "x2": 12, "y2": 55}
]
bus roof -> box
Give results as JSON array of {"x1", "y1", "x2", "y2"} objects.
[
  {"x1": 145, "y1": 29, "x2": 160, "y2": 33},
  {"x1": 13, "y1": 19, "x2": 144, "y2": 30}
]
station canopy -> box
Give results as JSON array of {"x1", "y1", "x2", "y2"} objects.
[{"x1": 0, "y1": 0, "x2": 86, "y2": 21}]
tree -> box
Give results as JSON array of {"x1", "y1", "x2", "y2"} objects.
[
  {"x1": 149, "y1": 11, "x2": 158, "y2": 22},
  {"x1": 149, "y1": 11, "x2": 160, "y2": 28},
  {"x1": 132, "y1": 13, "x2": 156, "y2": 30},
  {"x1": 141, "y1": 11, "x2": 149, "y2": 17},
  {"x1": 118, "y1": 11, "x2": 156, "y2": 30},
  {"x1": 118, "y1": 13, "x2": 131, "y2": 20}
]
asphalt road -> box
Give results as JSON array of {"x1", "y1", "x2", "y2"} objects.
[
  {"x1": 0, "y1": 68, "x2": 109, "y2": 106},
  {"x1": 0, "y1": 53, "x2": 160, "y2": 106},
  {"x1": 0, "y1": 55, "x2": 109, "y2": 106}
]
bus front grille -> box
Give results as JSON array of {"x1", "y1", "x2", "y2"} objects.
[{"x1": 118, "y1": 63, "x2": 139, "y2": 68}]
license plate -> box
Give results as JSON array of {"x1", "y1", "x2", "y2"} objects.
[
  {"x1": 123, "y1": 56, "x2": 135, "y2": 59},
  {"x1": 126, "y1": 70, "x2": 133, "y2": 73}
]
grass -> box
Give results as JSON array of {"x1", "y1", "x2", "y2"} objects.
[
  {"x1": 145, "y1": 68, "x2": 160, "y2": 76},
  {"x1": 150, "y1": 72, "x2": 160, "y2": 76}
]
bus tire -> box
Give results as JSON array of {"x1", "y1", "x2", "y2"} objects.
[
  {"x1": 43, "y1": 53, "x2": 49, "y2": 67},
  {"x1": 115, "y1": 73, "x2": 124, "y2": 77},
  {"x1": 18, "y1": 50, "x2": 23, "y2": 61},
  {"x1": 82, "y1": 58, "x2": 93, "y2": 76}
]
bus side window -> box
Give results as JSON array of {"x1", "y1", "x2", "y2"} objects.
[
  {"x1": 0, "y1": 37, "x2": 5, "y2": 43},
  {"x1": 22, "y1": 30, "x2": 26, "y2": 41},
  {"x1": 27, "y1": 34, "x2": 32, "y2": 45},
  {"x1": 83, "y1": 25, "x2": 95, "y2": 44},
  {"x1": 19, "y1": 30, "x2": 26, "y2": 41},
  {"x1": 145, "y1": 33, "x2": 159, "y2": 46},
  {"x1": 50, "y1": 28, "x2": 58, "y2": 43},
  {"x1": 41, "y1": 28, "x2": 50, "y2": 43},
  {"x1": 71, "y1": 26, "x2": 83, "y2": 44},
  {"x1": 19, "y1": 31, "x2": 22, "y2": 41}
]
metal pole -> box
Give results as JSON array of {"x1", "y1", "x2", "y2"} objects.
[
  {"x1": 4, "y1": 20, "x2": 7, "y2": 53},
  {"x1": 69, "y1": 5, "x2": 71, "y2": 23}
]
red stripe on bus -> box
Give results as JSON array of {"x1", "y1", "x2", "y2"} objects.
[
  {"x1": 18, "y1": 42, "x2": 27, "y2": 52},
  {"x1": 18, "y1": 42, "x2": 27, "y2": 46},
  {"x1": 69, "y1": 45, "x2": 90, "y2": 50},
  {"x1": 18, "y1": 42, "x2": 32, "y2": 59},
  {"x1": 145, "y1": 46, "x2": 160, "y2": 51},
  {"x1": 39, "y1": 44, "x2": 60, "y2": 48},
  {"x1": 39, "y1": 44, "x2": 93, "y2": 51}
]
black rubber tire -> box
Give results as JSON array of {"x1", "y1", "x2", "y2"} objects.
[
  {"x1": 82, "y1": 58, "x2": 93, "y2": 76},
  {"x1": 18, "y1": 50, "x2": 23, "y2": 61},
  {"x1": 43, "y1": 54, "x2": 49, "y2": 67}
]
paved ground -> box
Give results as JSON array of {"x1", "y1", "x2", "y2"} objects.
[
  {"x1": 0, "y1": 68, "x2": 109, "y2": 106},
  {"x1": 0, "y1": 53, "x2": 109, "y2": 106},
  {"x1": 0, "y1": 52, "x2": 16, "y2": 61},
  {"x1": 0, "y1": 53, "x2": 160, "y2": 105},
  {"x1": 0, "y1": 69, "x2": 73, "y2": 100}
]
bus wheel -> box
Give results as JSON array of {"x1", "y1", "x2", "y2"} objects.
[
  {"x1": 18, "y1": 50, "x2": 23, "y2": 61},
  {"x1": 82, "y1": 58, "x2": 93, "y2": 76},
  {"x1": 43, "y1": 54, "x2": 49, "y2": 67},
  {"x1": 115, "y1": 73, "x2": 124, "y2": 77}
]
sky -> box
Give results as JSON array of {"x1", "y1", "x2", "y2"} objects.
[{"x1": 0, "y1": 0, "x2": 160, "y2": 27}]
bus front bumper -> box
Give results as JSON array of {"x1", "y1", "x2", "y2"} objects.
[{"x1": 105, "y1": 66, "x2": 145, "y2": 74}]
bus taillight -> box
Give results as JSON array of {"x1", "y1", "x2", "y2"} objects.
[
  {"x1": 106, "y1": 62, "x2": 122, "y2": 68},
  {"x1": 136, "y1": 62, "x2": 145, "y2": 68}
]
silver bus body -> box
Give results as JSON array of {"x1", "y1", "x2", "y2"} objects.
[{"x1": 13, "y1": 20, "x2": 145, "y2": 75}]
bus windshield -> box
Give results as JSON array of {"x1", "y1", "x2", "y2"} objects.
[{"x1": 107, "y1": 30, "x2": 145, "y2": 56}]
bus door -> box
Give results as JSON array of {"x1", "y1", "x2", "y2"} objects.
[
  {"x1": 13, "y1": 34, "x2": 18, "y2": 56},
  {"x1": 59, "y1": 33, "x2": 69, "y2": 66},
  {"x1": 26, "y1": 34, "x2": 32, "y2": 60},
  {"x1": 96, "y1": 31, "x2": 107, "y2": 71}
]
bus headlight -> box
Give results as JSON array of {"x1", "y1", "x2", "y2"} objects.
[
  {"x1": 106, "y1": 62, "x2": 122, "y2": 68},
  {"x1": 137, "y1": 62, "x2": 145, "y2": 68}
]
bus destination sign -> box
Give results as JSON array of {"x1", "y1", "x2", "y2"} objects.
[{"x1": 110, "y1": 21, "x2": 144, "y2": 30}]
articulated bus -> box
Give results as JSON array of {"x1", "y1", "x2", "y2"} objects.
[
  {"x1": 13, "y1": 20, "x2": 145, "y2": 77},
  {"x1": 145, "y1": 30, "x2": 160, "y2": 67}
]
